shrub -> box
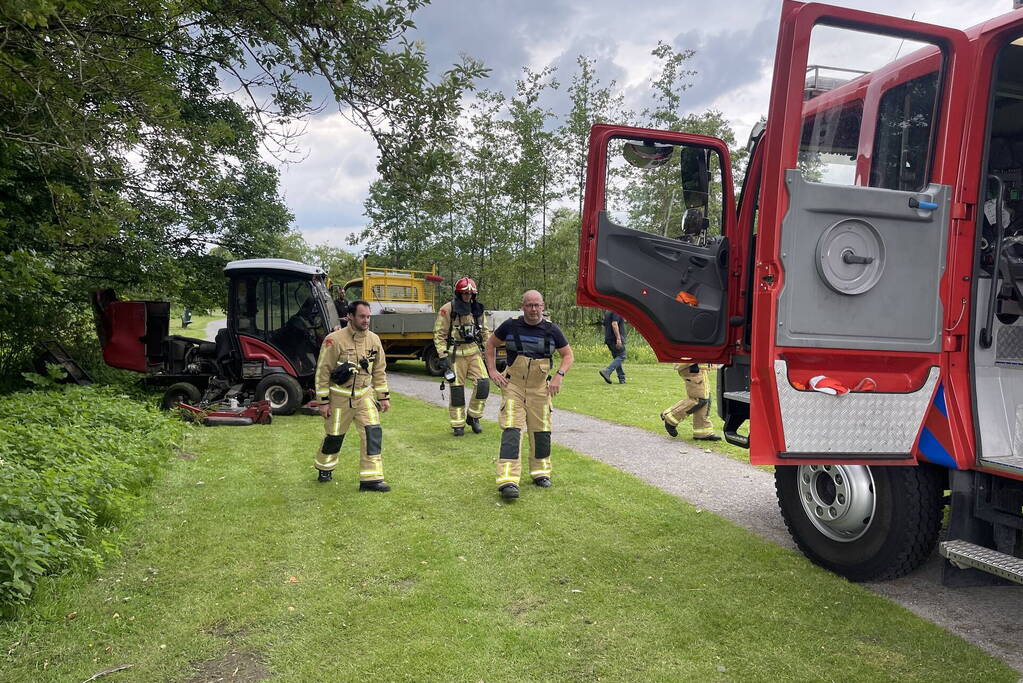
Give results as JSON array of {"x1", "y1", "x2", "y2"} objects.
[{"x1": 0, "y1": 386, "x2": 183, "y2": 609}]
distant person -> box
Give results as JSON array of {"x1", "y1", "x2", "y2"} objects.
[
  {"x1": 313, "y1": 300, "x2": 392, "y2": 491},
  {"x1": 333, "y1": 292, "x2": 349, "y2": 328},
  {"x1": 433, "y1": 276, "x2": 490, "y2": 436},
  {"x1": 661, "y1": 363, "x2": 721, "y2": 442},
  {"x1": 598, "y1": 310, "x2": 626, "y2": 384},
  {"x1": 485, "y1": 290, "x2": 574, "y2": 500}
]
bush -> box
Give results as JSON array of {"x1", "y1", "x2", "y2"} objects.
[{"x1": 0, "y1": 386, "x2": 183, "y2": 609}]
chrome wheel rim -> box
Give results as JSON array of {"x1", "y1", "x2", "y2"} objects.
[
  {"x1": 797, "y1": 464, "x2": 876, "y2": 542},
  {"x1": 264, "y1": 386, "x2": 290, "y2": 409}
]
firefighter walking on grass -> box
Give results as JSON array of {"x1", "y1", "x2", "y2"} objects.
[
  {"x1": 314, "y1": 300, "x2": 392, "y2": 491},
  {"x1": 485, "y1": 290, "x2": 574, "y2": 500},
  {"x1": 434, "y1": 277, "x2": 491, "y2": 436},
  {"x1": 660, "y1": 363, "x2": 721, "y2": 442}
]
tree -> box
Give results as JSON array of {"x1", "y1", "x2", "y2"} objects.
[
  {"x1": 0, "y1": 0, "x2": 484, "y2": 378},
  {"x1": 559, "y1": 56, "x2": 630, "y2": 215}
]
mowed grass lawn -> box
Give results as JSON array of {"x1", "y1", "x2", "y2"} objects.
[
  {"x1": 2, "y1": 395, "x2": 1012, "y2": 681},
  {"x1": 392, "y1": 357, "x2": 752, "y2": 463}
]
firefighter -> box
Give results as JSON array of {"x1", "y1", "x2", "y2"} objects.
[
  {"x1": 433, "y1": 276, "x2": 491, "y2": 436},
  {"x1": 660, "y1": 362, "x2": 721, "y2": 441},
  {"x1": 314, "y1": 299, "x2": 392, "y2": 491},
  {"x1": 485, "y1": 290, "x2": 574, "y2": 500}
]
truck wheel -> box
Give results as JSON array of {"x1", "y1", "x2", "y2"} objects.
[
  {"x1": 775, "y1": 464, "x2": 945, "y2": 582},
  {"x1": 423, "y1": 345, "x2": 443, "y2": 376},
  {"x1": 161, "y1": 382, "x2": 201, "y2": 410},
  {"x1": 254, "y1": 374, "x2": 302, "y2": 415}
]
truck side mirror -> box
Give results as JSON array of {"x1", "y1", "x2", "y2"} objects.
[
  {"x1": 623, "y1": 141, "x2": 674, "y2": 169},
  {"x1": 679, "y1": 146, "x2": 711, "y2": 211}
]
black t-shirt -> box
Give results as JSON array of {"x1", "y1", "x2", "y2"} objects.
[
  {"x1": 603, "y1": 311, "x2": 626, "y2": 345},
  {"x1": 494, "y1": 316, "x2": 569, "y2": 365}
]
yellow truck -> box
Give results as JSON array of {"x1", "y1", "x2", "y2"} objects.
[{"x1": 341, "y1": 261, "x2": 513, "y2": 375}]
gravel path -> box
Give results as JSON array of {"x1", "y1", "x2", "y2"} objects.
[
  {"x1": 204, "y1": 319, "x2": 226, "y2": 342},
  {"x1": 389, "y1": 371, "x2": 1023, "y2": 673}
]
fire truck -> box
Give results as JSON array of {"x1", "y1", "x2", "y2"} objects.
[{"x1": 578, "y1": 1, "x2": 1023, "y2": 584}]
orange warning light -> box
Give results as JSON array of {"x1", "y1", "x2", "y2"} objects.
[{"x1": 675, "y1": 291, "x2": 699, "y2": 306}]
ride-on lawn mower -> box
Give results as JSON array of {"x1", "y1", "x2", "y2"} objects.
[{"x1": 93, "y1": 259, "x2": 341, "y2": 417}]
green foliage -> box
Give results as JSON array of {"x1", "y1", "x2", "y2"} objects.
[
  {"x1": 358, "y1": 46, "x2": 748, "y2": 321},
  {"x1": 0, "y1": 0, "x2": 485, "y2": 384},
  {"x1": 0, "y1": 397, "x2": 1013, "y2": 680},
  {"x1": 0, "y1": 386, "x2": 182, "y2": 609}
]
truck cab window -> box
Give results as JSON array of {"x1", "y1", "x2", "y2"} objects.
[
  {"x1": 606, "y1": 138, "x2": 725, "y2": 245},
  {"x1": 869, "y1": 72, "x2": 940, "y2": 191}
]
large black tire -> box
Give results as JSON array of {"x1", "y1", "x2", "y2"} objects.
[
  {"x1": 775, "y1": 464, "x2": 945, "y2": 582},
  {"x1": 161, "y1": 382, "x2": 201, "y2": 411},
  {"x1": 423, "y1": 345, "x2": 444, "y2": 377},
  {"x1": 254, "y1": 374, "x2": 303, "y2": 415}
]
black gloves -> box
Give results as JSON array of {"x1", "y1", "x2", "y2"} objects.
[{"x1": 330, "y1": 362, "x2": 357, "y2": 386}]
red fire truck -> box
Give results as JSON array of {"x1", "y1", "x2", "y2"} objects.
[{"x1": 578, "y1": 1, "x2": 1023, "y2": 584}]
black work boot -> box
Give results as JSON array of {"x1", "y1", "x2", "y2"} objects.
[
  {"x1": 467, "y1": 416, "x2": 483, "y2": 434},
  {"x1": 359, "y1": 480, "x2": 391, "y2": 492},
  {"x1": 533, "y1": 477, "x2": 552, "y2": 488},
  {"x1": 453, "y1": 426, "x2": 465, "y2": 437},
  {"x1": 663, "y1": 420, "x2": 678, "y2": 438},
  {"x1": 499, "y1": 484, "x2": 520, "y2": 500},
  {"x1": 694, "y1": 434, "x2": 722, "y2": 442},
  {"x1": 317, "y1": 469, "x2": 333, "y2": 483}
]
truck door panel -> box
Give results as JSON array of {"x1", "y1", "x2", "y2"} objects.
[
  {"x1": 751, "y1": 1, "x2": 974, "y2": 465},
  {"x1": 577, "y1": 125, "x2": 741, "y2": 363},
  {"x1": 777, "y1": 172, "x2": 949, "y2": 353},
  {"x1": 593, "y1": 213, "x2": 728, "y2": 346}
]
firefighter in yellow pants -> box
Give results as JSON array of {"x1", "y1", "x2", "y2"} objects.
[
  {"x1": 314, "y1": 300, "x2": 392, "y2": 491},
  {"x1": 486, "y1": 290, "x2": 573, "y2": 500},
  {"x1": 433, "y1": 277, "x2": 490, "y2": 436},
  {"x1": 661, "y1": 363, "x2": 721, "y2": 441}
]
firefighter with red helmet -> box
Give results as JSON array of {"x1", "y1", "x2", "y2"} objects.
[
  {"x1": 433, "y1": 276, "x2": 491, "y2": 436},
  {"x1": 660, "y1": 363, "x2": 721, "y2": 441}
]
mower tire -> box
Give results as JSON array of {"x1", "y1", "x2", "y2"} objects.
[
  {"x1": 161, "y1": 382, "x2": 202, "y2": 411},
  {"x1": 255, "y1": 374, "x2": 302, "y2": 415}
]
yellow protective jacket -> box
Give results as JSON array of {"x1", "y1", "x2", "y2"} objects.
[
  {"x1": 433, "y1": 300, "x2": 491, "y2": 358},
  {"x1": 315, "y1": 325, "x2": 389, "y2": 403}
]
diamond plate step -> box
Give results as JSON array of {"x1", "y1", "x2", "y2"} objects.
[
  {"x1": 723, "y1": 390, "x2": 750, "y2": 404},
  {"x1": 939, "y1": 539, "x2": 1023, "y2": 585}
]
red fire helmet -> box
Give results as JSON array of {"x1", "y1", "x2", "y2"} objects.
[{"x1": 454, "y1": 277, "x2": 478, "y2": 294}]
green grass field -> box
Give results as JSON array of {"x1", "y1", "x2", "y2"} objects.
[
  {"x1": 390, "y1": 356, "x2": 751, "y2": 463},
  {"x1": 0, "y1": 395, "x2": 1012, "y2": 681}
]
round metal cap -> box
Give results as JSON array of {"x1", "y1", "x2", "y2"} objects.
[{"x1": 815, "y1": 218, "x2": 885, "y2": 295}]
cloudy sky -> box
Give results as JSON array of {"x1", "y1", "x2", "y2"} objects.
[{"x1": 278, "y1": 0, "x2": 1014, "y2": 250}]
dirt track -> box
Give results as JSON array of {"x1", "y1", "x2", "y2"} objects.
[{"x1": 390, "y1": 371, "x2": 1023, "y2": 673}]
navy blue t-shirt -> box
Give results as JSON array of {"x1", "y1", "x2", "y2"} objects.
[
  {"x1": 494, "y1": 317, "x2": 569, "y2": 365},
  {"x1": 603, "y1": 311, "x2": 627, "y2": 345}
]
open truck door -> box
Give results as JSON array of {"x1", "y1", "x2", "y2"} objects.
[
  {"x1": 577, "y1": 126, "x2": 744, "y2": 365},
  {"x1": 750, "y1": 1, "x2": 975, "y2": 466}
]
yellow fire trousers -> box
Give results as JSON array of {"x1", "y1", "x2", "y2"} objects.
[
  {"x1": 495, "y1": 355, "x2": 553, "y2": 489},
  {"x1": 315, "y1": 387, "x2": 384, "y2": 482},
  {"x1": 661, "y1": 366, "x2": 714, "y2": 437},
  {"x1": 447, "y1": 346, "x2": 489, "y2": 428}
]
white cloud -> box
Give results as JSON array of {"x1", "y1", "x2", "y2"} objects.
[
  {"x1": 271, "y1": 0, "x2": 1018, "y2": 242},
  {"x1": 299, "y1": 225, "x2": 366, "y2": 251},
  {"x1": 273, "y1": 113, "x2": 379, "y2": 234}
]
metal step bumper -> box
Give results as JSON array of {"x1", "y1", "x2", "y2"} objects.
[{"x1": 939, "y1": 539, "x2": 1023, "y2": 585}]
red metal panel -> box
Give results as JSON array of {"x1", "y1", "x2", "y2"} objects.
[
  {"x1": 749, "y1": 1, "x2": 976, "y2": 466},
  {"x1": 101, "y1": 301, "x2": 149, "y2": 373},
  {"x1": 237, "y1": 335, "x2": 297, "y2": 377}
]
